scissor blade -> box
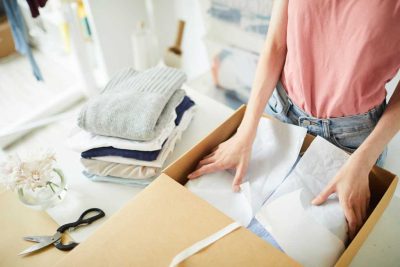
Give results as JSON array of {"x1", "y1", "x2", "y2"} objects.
[
  {"x1": 18, "y1": 241, "x2": 53, "y2": 256},
  {"x1": 19, "y1": 232, "x2": 62, "y2": 256},
  {"x1": 23, "y1": 235, "x2": 52, "y2": 243}
]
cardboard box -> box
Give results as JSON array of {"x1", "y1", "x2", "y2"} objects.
[
  {"x1": 54, "y1": 106, "x2": 398, "y2": 267},
  {"x1": 0, "y1": 20, "x2": 15, "y2": 58}
]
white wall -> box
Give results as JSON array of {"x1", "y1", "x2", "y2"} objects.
[
  {"x1": 84, "y1": 0, "x2": 148, "y2": 79},
  {"x1": 84, "y1": 0, "x2": 210, "y2": 82},
  {"x1": 173, "y1": 0, "x2": 210, "y2": 79},
  {"x1": 151, "y1": 0, "x2": 210, "y2": 79}
]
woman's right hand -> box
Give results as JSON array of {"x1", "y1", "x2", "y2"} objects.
[{"x1": 187, "y1": 132, "x2": 253, "y2": 192}]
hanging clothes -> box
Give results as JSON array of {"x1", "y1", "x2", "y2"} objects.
[
  {"x1": 2, "y1": 0, "x2": 43, "y2": 81},
  {"x1": 26, "y1": 0, "x2": 47, "y2": 18}
]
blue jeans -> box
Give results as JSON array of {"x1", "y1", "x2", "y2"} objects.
[
  {"x1": 247, "y1": 218, "x2": 283, "y2": 251},
  {"x1": 265, "y1": 81, "x2": 387, "y2": 167}
]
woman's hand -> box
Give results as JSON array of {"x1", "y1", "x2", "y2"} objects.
[
  {"x1": 312, "y1": 154, "x2": 371, "y2": 240},
  {"x1": 187, "y1": 0, "x2": 290, "y2": 192},
  {"x1": 188, "y1": 132, "x2": 253, "y2": 192}
]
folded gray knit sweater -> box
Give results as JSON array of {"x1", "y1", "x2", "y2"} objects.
[{"x1": 78, "y1": 67, "x2": 187, "y2": 141}]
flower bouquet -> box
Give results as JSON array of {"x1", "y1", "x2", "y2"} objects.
[{"x1": 0, "y1": 150, "x2": 67, "y2": 210}]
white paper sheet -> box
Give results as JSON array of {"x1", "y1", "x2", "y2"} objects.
[
  {"x1": 243, "y1": 117, "x2": 307, "y2": 213},
  {"x1": 185, "y1": 117, "x2": 307, "y2": 226},
  {"x1": 256, "y1": 189, "x2": 345, "y2": 267},
  {"x1": 265, "y1": 136, "x2": 349, "y2": 242},
  {"x1": 256, "y1": 136, "x2": 350, "y2": 267},
  {"x1": 186, "y1": 171, "x2": 253, "y2": 226}
]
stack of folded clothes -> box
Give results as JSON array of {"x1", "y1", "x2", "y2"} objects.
[{"x1": 68, "y1": 66, "x2": 196, "y2": 187}]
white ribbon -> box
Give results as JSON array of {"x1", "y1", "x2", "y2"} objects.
[{"x1": 169, "y1": 222, "x2": 242, "y2": 267}]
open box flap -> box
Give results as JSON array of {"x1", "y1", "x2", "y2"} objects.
[{"x1": 54, "y1": 174, "x2": 299, "y2": 267}]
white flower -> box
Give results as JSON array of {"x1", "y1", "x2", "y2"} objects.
[
  {"x1": 0, "y1": 154, "x2": 23, "y2": 191},
  {"x1": 0, "y1": 149, "x2": 57, "y2": 191}
]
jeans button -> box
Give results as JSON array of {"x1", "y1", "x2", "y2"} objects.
[{"x1": 302, "y1": 120, "x2": 310, "y2": 126}]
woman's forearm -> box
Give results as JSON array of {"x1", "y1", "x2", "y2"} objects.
[
  {"x1": 353, "y1": 82, "x2": 400, "y2": 169},
  {"x1": 237, "y1": 0, "x2": 289, "y2": 144},
  {"x1": 237, "y1": 43, "x2": 287, "y2": 141}
]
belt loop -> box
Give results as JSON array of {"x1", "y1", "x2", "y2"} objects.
[
  {"x1": 369, "y1": 106, "x2": 378, "y2": 122},
  {"x1": 298, "y1": 116, "x2": 308, "y2": 127},
  {"x1": 276, "y1": 81, "x2": 292, "y2": 116},
  {"x1": 287, "y1": 97, "x2": 293, "y2": 106},
  {"x1": 322, "y1": 120, "x2": 330, "y2": 138},
  {"x1": 372, "y1": 100, "x2": 387, "y2": 123},
  {"x1": 282, "y1": 98, "x2": 292, "y2": 116}
]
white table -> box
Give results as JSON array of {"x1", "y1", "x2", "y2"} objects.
[{"x1": 6, "y1": 86, "x2": 400, "y2": 267}]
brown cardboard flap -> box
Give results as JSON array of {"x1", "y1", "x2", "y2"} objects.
[
  {"x1": 54, "y1": 174, "x2": 299, "y2": 267},
  {"x1": 0, "y1": 190, "x2": 69, "y2": 267}
]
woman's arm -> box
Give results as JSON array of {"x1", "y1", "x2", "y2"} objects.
[
  {"x1": 356, "y1": 82, "x2": 400, "y2": 167},
  {"x1": 188, "y1": 0, "x2": 289, "y2": 191},
  {"x1": 237, "y1": 0, "x2": 289, "y2": 141},
  {"x1": 313, "y1": 80, "x2": 400, "y2": 239}
]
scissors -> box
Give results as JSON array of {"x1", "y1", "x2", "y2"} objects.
[{"x1": 19, "y1": 208, "x2": 105, "y2": 256}]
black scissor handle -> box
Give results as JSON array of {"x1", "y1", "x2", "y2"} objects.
[
  {"x1": 54, "y1": 240, "x2": 79, "y2": 251},
  {"x1": 57, "y1": 208, "x2": 106, "y2": 233}
]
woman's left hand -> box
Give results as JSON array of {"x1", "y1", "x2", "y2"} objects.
[{"x1": 311, "y1": 155, "x2": 371, "y2": 240}]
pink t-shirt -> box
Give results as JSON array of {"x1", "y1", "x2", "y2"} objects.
[{"x1": 281, "y1": 0, "x2": 400, "y2": 118}]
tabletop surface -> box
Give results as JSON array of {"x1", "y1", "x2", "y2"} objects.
[{"x1": 2, "y1": 86, "x2": 400, "y2": 267}]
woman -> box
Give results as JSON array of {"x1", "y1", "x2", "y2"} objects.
[{"x1": 188, "y1": 0, "x2": 400, "y2": 239}]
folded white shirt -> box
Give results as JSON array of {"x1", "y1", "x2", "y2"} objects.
[
  {"x1": 186, "y1": 117, "x2": 307, "y2": 226},
  {"x1": 256, "y1": 136, "x2": 349, "y2": 267},
  {"x1": 92, "y1": 106, "x2": 195, "y2": 168},
  {"x1": 67, "y1": 108, "x2": 178, "y2": 153}
]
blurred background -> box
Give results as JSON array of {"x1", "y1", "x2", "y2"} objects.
[
  {"x1": 1, "y1": 0, "x2": 399, "y2": 151},
  {"x1": 1, "y1": 3, "x2": 400, "y2": 265}
]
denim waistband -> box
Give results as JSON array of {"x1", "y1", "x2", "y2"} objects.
[{"x1": 275, "y1": 81, "x2": 386, "y2": 135}]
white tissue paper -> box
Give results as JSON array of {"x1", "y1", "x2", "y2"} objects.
[
  {"x1": 242, "y1": 116, "x2": 307, "y2": 213},
  {"x1": 256, "y1": 136, "x2": 349, "y2": 267},
  {"x1": 185, "y1": 117, "x2": 307, "y2": 226},
  {"x1": 186, "y1": 171, "x2": 253, "y2": 226}
]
